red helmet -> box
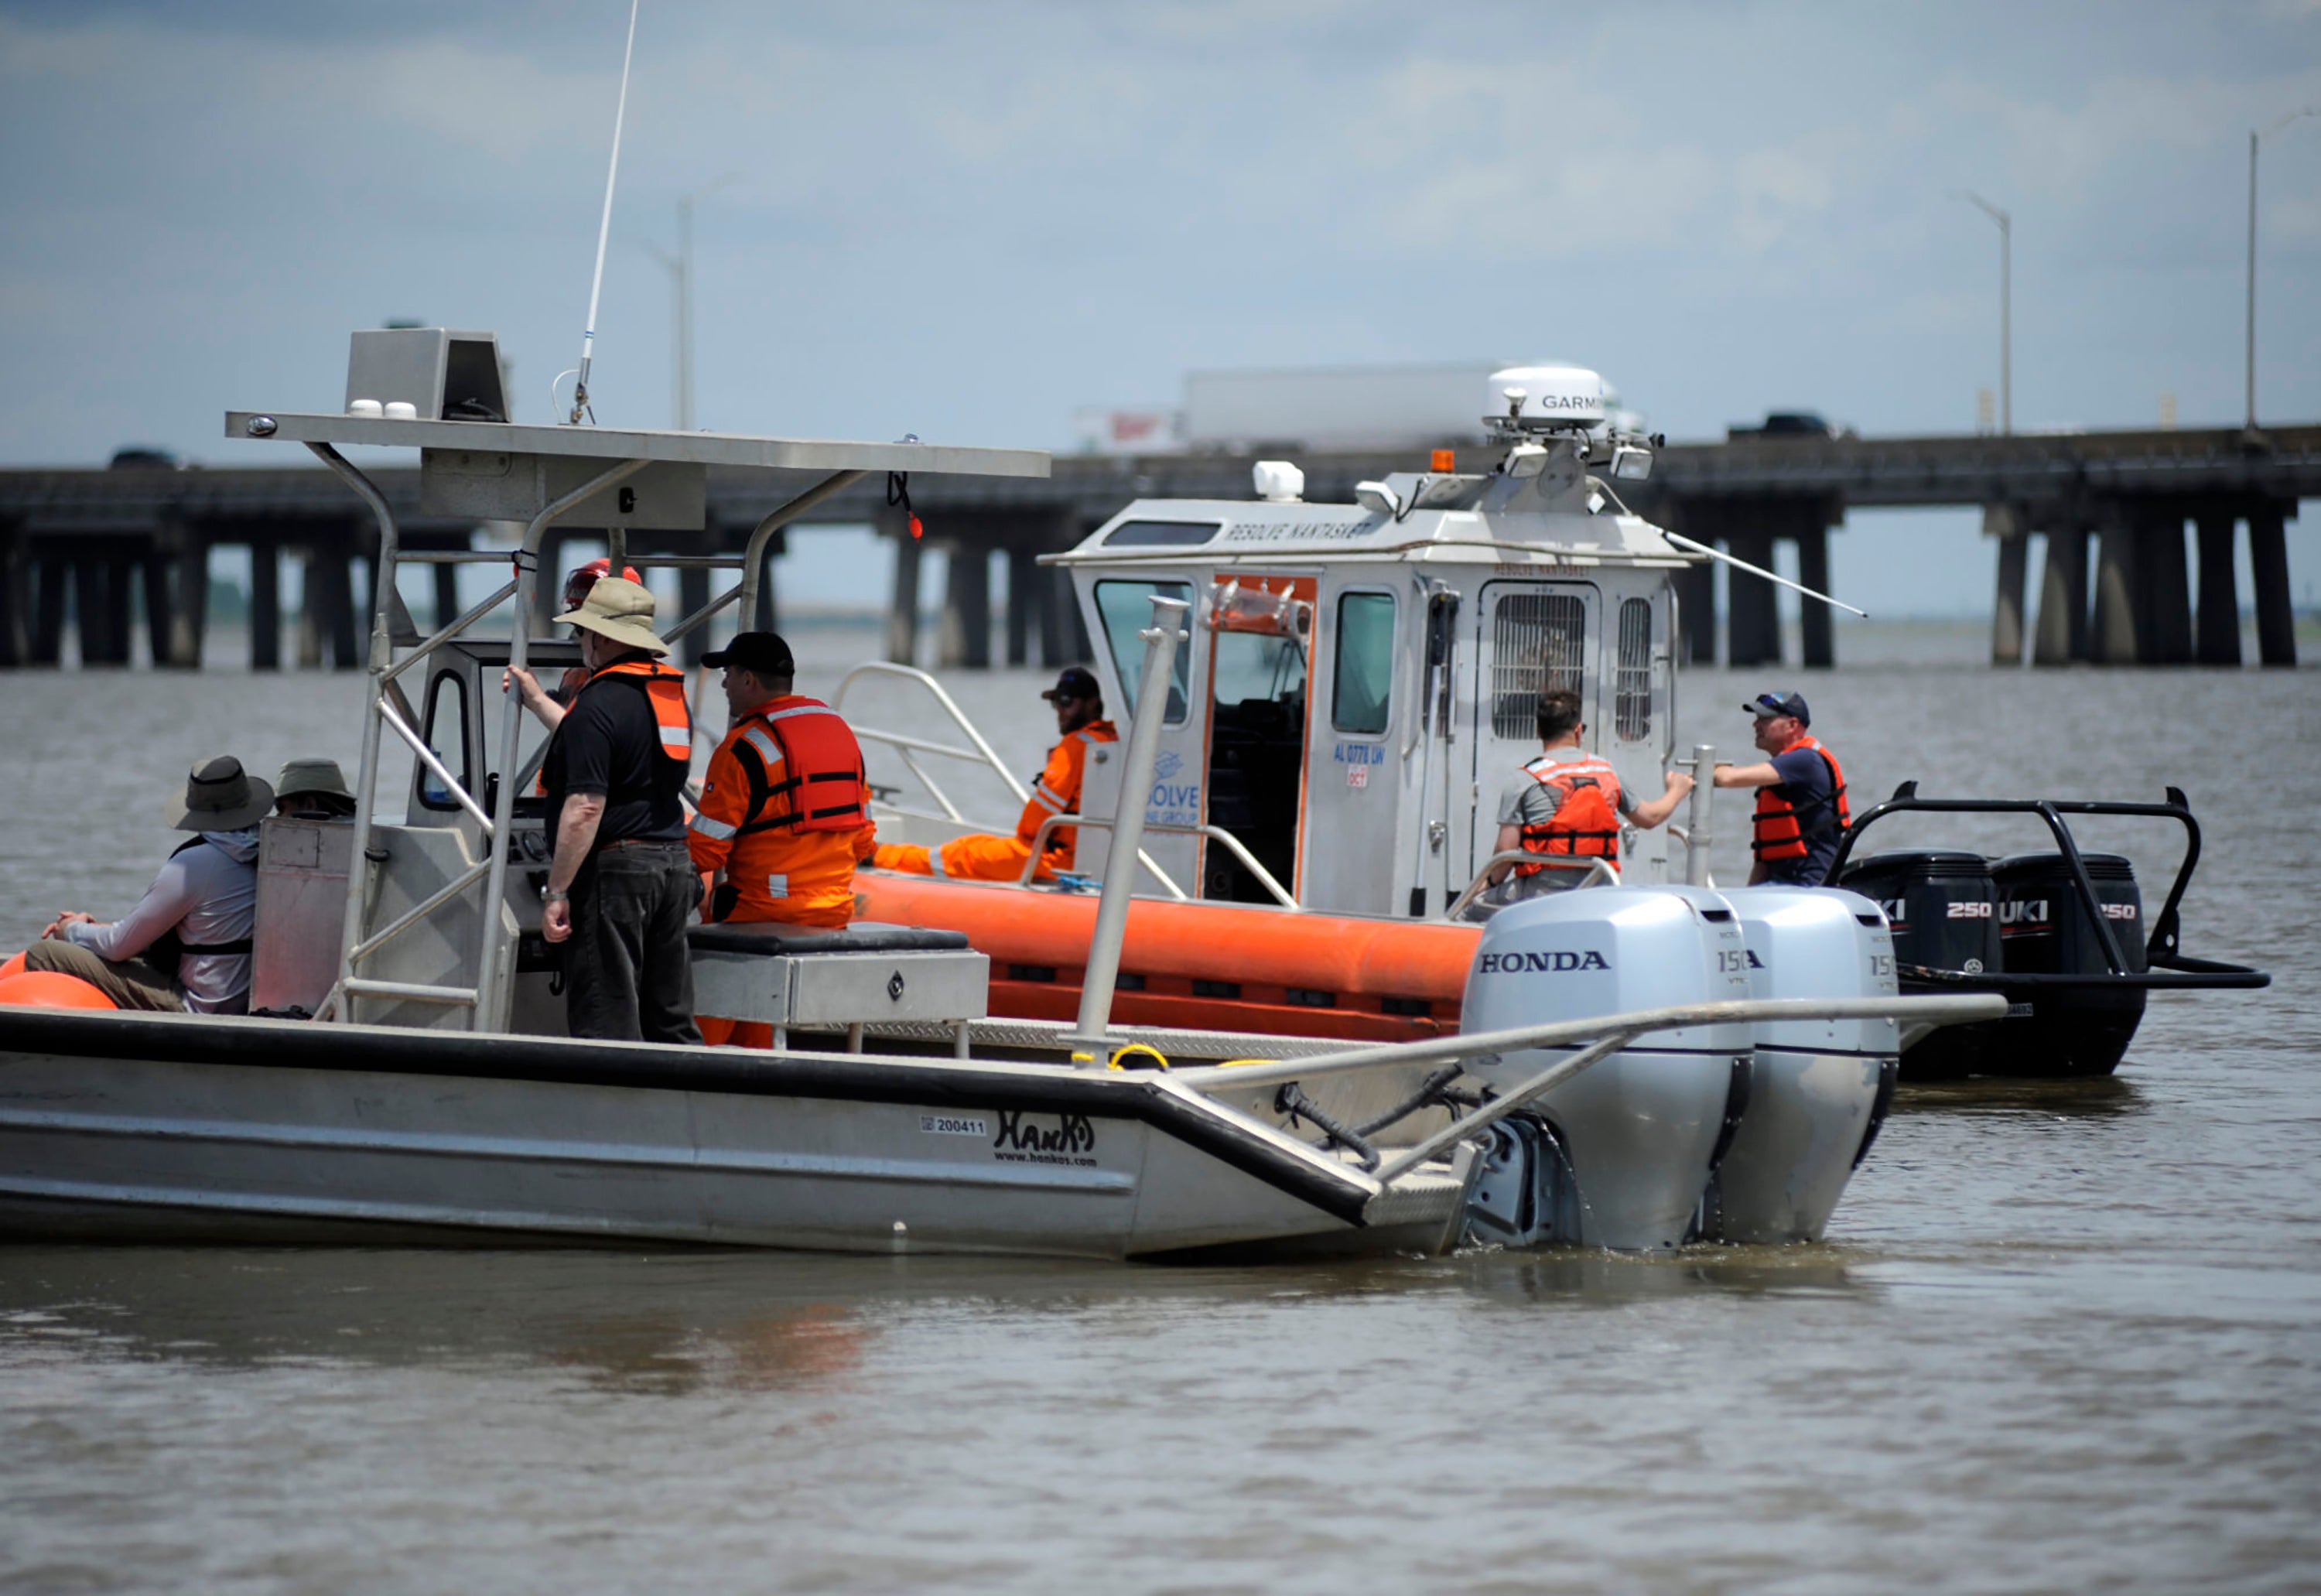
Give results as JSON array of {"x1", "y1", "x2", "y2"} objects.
[{"x1": 562, "y1": 556, "x2": 644, "y2": 611}]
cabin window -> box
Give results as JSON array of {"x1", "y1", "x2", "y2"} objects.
[
  {"x1": 1331, "y1": 592, "x2": 1395, "y2": 735},
  {"x1": 1615, "y1": 597, "x2": 1653, "y2": 741},
  {"x1": 1489, "y1": 591, "x2": 1587, "y2": 739},
  {"x1": 419, "y1": 668, "x2": 470, "y2": 810},
  {"x1": 1103, "y1": 520, "x2": 1219, "y2": 549},
  {"x1": 1094, "y1": 579, "x2": 1192, "y2": 723}
]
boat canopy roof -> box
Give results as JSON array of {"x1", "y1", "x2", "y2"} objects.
[
  {"x1": 1047, "y1": 471, "x2": 1694, "y2": 569},
  {"x1": 224, "y1": 411, "x2": 1048, "y2": 481}
]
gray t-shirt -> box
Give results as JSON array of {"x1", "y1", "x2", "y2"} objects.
[{"x1": 1495, "y1": 747, "x2": 1636, "y2": 829}]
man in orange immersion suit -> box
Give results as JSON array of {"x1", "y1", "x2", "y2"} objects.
[
  {"x1": 870, "y1": 666, "x2": 1117, "y2": 883},
  {"x1": 686, "y1": 631, "x2": 877, "y2": 1046}
]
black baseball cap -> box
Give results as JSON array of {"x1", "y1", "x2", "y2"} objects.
[
  {"x1": 1041, "y1": 666, "x2": 1101, "y2": 703},
  {"x1": 1744, "y1": 690, "x2": 1810, "y2": 724},
  {"x1": 702, "y1": 631, "x2": 795, "y2": 677}
]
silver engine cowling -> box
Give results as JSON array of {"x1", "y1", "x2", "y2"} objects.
[
  {"x1": 1711, "y1": 887, "x2": 1900, "y2": 1244},
  {"x1": 1459, "y1": 887, "x2": 1751, "y2": 1250}
]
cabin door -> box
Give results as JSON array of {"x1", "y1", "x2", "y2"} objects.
[
  {"x1": 1200, "y1": 573, "x2": 1317, "y2": 904},
  {"x1": 1466, "y1": 579, "x2": 1601, "y2": 889}
]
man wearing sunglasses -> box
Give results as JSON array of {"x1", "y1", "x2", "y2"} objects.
[{"x1": 1713, "y1": 691, "x2": 1849, "y2": 887}]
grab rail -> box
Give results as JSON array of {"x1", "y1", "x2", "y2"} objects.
[
  {"x1": 832, "y1": 661, "x2": 1031, "y2": 825},
  {"x1": 1020, "y1": 812, "x2": 1302, "y2": 908},
  {"x1": 1445, "y1": 851, "x2": 1619, "y2": 920}
]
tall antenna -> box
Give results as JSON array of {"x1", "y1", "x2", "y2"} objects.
[{"x1": 568, "y1": 0, "x2": 642, "y2": 425}]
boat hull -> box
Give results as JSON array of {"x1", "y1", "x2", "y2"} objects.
[{"x1": 0, "y1": 1010, "x2": 1461, "y2": 1261}]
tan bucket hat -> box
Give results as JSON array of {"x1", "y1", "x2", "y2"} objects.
[
  {"x1": 554, "y1": 576, "x2": 668, "y2": 656},
  {"x1": 165, "y1": 755, "x2": 275, "y2": 832},
  {"x1": 274, "y1": 757, "x2": 354, "y2": 805}
]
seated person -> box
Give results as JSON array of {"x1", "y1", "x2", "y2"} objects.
[
  {"x1": 873, "y1": 667, "x2": 1117, "y2": 883},
  {"x1": 24, "y1": 756, "x2": 267, "y2": 1013},
  {"x1": 1475, "y1": 689, "x2": 1692, "y2": 912},
  {"x1": 273, "y1": 757, "x2": 357, "y2": 819}
]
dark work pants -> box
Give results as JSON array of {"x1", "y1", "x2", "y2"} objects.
[{"x1": 565, "y1": 842, "x2": 702, "y2": 1044}]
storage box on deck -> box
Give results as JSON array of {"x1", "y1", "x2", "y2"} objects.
[{"x1": 688, "y1": 921, "x2": 987, "y2": 1032}]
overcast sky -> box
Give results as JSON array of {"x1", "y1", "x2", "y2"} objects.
[{"x1": 2, "y1": 1, "x2": 2316, "y2": 616}]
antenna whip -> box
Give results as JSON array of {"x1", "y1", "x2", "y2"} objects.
[{"x1": 569, "y1": 0, "x2": 641, "y2": 425}]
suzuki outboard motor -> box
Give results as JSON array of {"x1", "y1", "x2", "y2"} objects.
[
  {"x1": 1995, "y1": 851, "x2": 2148, "y2": 1075},
  {"x1": 1714, "y1": 887, "x2": 1900, "y2": 1244},
  {"x1": 1834, "y1": 849, "x2": 2001, "y2": 1077},
  {"x1": 1459, "y1": 887, "x2": 1752, "y2": 1250}
]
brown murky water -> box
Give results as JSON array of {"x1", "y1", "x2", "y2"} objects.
[{"x1": 2, "y1": 634, "x2": 2316, "y2": 1591}]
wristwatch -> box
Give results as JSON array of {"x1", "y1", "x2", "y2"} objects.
[{"x1": 541, "y1": 886, "x2": 569, "y2": 904}]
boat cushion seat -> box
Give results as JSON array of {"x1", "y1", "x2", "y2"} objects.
[{"x1": 686, "y1": 920, "x2": 971, "y2": 958}]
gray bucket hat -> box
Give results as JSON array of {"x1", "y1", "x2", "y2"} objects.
[
  {"x1": 165, "y1": 755, "x2": 274, "y2": 832},
  {"x1": 274, "y1": 757, "x2": 354, "y2": 805},
  {"x1": 553, "y1": 576, "x2": 668, "y2": 656}
]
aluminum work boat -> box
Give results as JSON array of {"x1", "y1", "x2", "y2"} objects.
[{"x1": 0, "y1": 334, "x2": 2005, "y2": 1258}]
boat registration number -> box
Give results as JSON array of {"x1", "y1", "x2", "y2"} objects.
[{"x1": 919, "y1": 1114, "x2": 990, "y2": 1137}]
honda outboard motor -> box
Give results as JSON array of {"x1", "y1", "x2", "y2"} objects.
[
  {"x1": 1459, "y1": 887, "x2": 1752, "y2": 1250},
  {"x1": 1834, "y1": 849, "x2": 2001, "y2": 1077},
  {"x1": 1995, "y1": 851, "x2": 2148, "y2": 1075},
  {"x1": 1714, "y1": 887, "x2": 1900, "y2": 1244}
]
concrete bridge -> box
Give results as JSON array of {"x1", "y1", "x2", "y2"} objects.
[{"x1": 0, "y1": 423, "x2": 2311, "y2": 670}]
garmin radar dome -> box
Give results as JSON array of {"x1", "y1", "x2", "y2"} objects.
[{"x1": 1488, "y1": 364, "x2": 1607, "y2": 431}]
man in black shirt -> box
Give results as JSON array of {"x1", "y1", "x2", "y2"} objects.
[{"x1": 505, "y1": 576, "x2": 702, "y2": 1043}]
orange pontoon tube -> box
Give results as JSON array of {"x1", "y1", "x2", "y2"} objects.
[{"x1": 855, "y1": 874, "x2": 1480, "y2": 1044}]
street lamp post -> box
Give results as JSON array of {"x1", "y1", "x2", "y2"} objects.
[
  {"x1": 1954, "y1": 191, "x2": 2012, "y2": 435},
  {"x1": 2248, "y1": 109, "x2": 2317, "y2": 430},
  {"x1": 644, "y1": 177, "x2": 738, "y2": 432}
]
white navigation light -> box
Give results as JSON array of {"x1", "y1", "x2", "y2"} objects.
[
  {"x1": 1611, "y1": 444, "x2": 1654, "y2": 481},
  {"x1": 1489, "y1": 364, "x2": 1605, "y2": 429},
  {"x1": 1252, "y1": 460, "x2": 1305, "y2": 502}
]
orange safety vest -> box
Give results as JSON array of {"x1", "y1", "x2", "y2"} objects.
[
  {"x1": 1750, "y1": 734, "x2": 1850, "y2": 862},
  {"x1": 689, "y1": 697, "x2": 873, "y2": 927},
  {"x1": 1017, "y1": 720, "x2": 1118, "y2": 863},
  {"x1": 1515, "y1": 753, "x2": 1623, "y2": 873},
  {"x1": 729, "y1": 698, "x2": 870, "y2": 836},
  {"x1": 573, "y1": 658, "x2": 693, "y2": 771}
]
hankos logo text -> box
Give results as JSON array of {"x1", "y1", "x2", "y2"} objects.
[{"x1": 1475, "y1": 949, "x2": 1611, "y2": 974}]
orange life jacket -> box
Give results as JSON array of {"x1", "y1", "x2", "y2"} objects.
[
  {"x1": 1515, "y1": 753, "x2": 1623, "y2": 873},
  {"x1": 731, "y1": 698, "x2": 870, "y2": 836},
  {"x1": 1017, "y1": 720, "x2": 1119, "y2": 862},
  {"x1": 575, "y1": 658, "x2": 693, "y2": 772},
  {"x1": 1750, "y1": 734, "x2": 1850, "y2": 862}
]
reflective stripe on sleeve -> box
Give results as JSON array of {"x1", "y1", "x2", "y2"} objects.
[
  {"x1": 743, "y1": 725, "x2": 781, "y2": 765},
  {"x1": 689, "y1": 812, "x2": 738, "y2": 840}
]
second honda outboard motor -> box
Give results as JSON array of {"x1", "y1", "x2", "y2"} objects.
[
  {"x1": 1714, "y1": 887, "x2": 1900, "y2": 1244},
  {"x1": 1459, "y1": 887, "x2": 1752, "y2": 1250}
]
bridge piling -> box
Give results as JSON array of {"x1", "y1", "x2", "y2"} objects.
[
  {"x1": 2249, "y1": 500, "x2": 2297, "y2": 666},
  {"x1": 0, "y1": 527, "x2": 28, "y2": 668},
  {"x1": 1987, "y1": 504, "x2": 2028, "y2": 666},
  {"x1": 1796, "y1": 520, "x2": 1834, "y2": 668},
  {"x1": 2194, "y1": 510, "x2": 2241, "y2": 665},
  {"x1": 1007, "y1": 548, "x2": 1041, "y2": 667},
  {"x1": 32, "y1": 555, "x2": 65, "y2": 665},
  {"x1": 938, "y1": 542, "x2": 991, "y2": 669},
  {"x1": 1725, "y1": 528, "x2": 1782, "y2": 668},
  {"x1": 2032, "y1": 520, "x2": 2088, "y2": 665},
  {"x1": 884, "y1": 511, "x2": 921, "y2": 665},
  {"x1": 250, "y1": 538, "x2": 281, "y2": 670},
  {"x1": 2092, "y1": 511, "x2": 2141, "y2": 665},
  {"x1": 2138, "y1": 505, "x2": 2193, "y2": 665}
]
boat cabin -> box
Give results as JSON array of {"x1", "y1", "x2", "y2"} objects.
[{"x1": 1053, "y1": 411, "x2": 1700, "y2": 920}]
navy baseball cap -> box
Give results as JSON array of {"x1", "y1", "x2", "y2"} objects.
[
  {"x1": 702, "y1": 631, "x2": 795, "y2": 677},
  {"x1": 1745, "y1": 690, "x2": 1810, "y2": 724},
  {"x1": 1041, "y1": 666, "x2": 1101, "y2": 702}
]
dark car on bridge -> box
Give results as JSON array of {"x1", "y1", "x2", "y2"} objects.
[{"x1": 1728, "y1": 412, "x2": 1857, "y2": 441}]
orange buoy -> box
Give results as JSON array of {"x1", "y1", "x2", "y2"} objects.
[
  {"x1": 854, "y1": 874, "x2": 1481, "y2": 1043},
  {"x1": 0, "y1": 970, "x2": 119, "y2": 1011},
  {"x1": 0, "y1": 951, "x2": 25, "y2": 982}
]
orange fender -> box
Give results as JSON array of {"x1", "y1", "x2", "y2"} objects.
[
  {"x1": 0, "y1": 951, "x2": 25, "y2": 982},
  {"x1": 0, "y1": 971, "x2": 119, "y2": 1010},
  {"x1": 854, "y1": 873, "x2": 1481, "y2": 1042}
]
